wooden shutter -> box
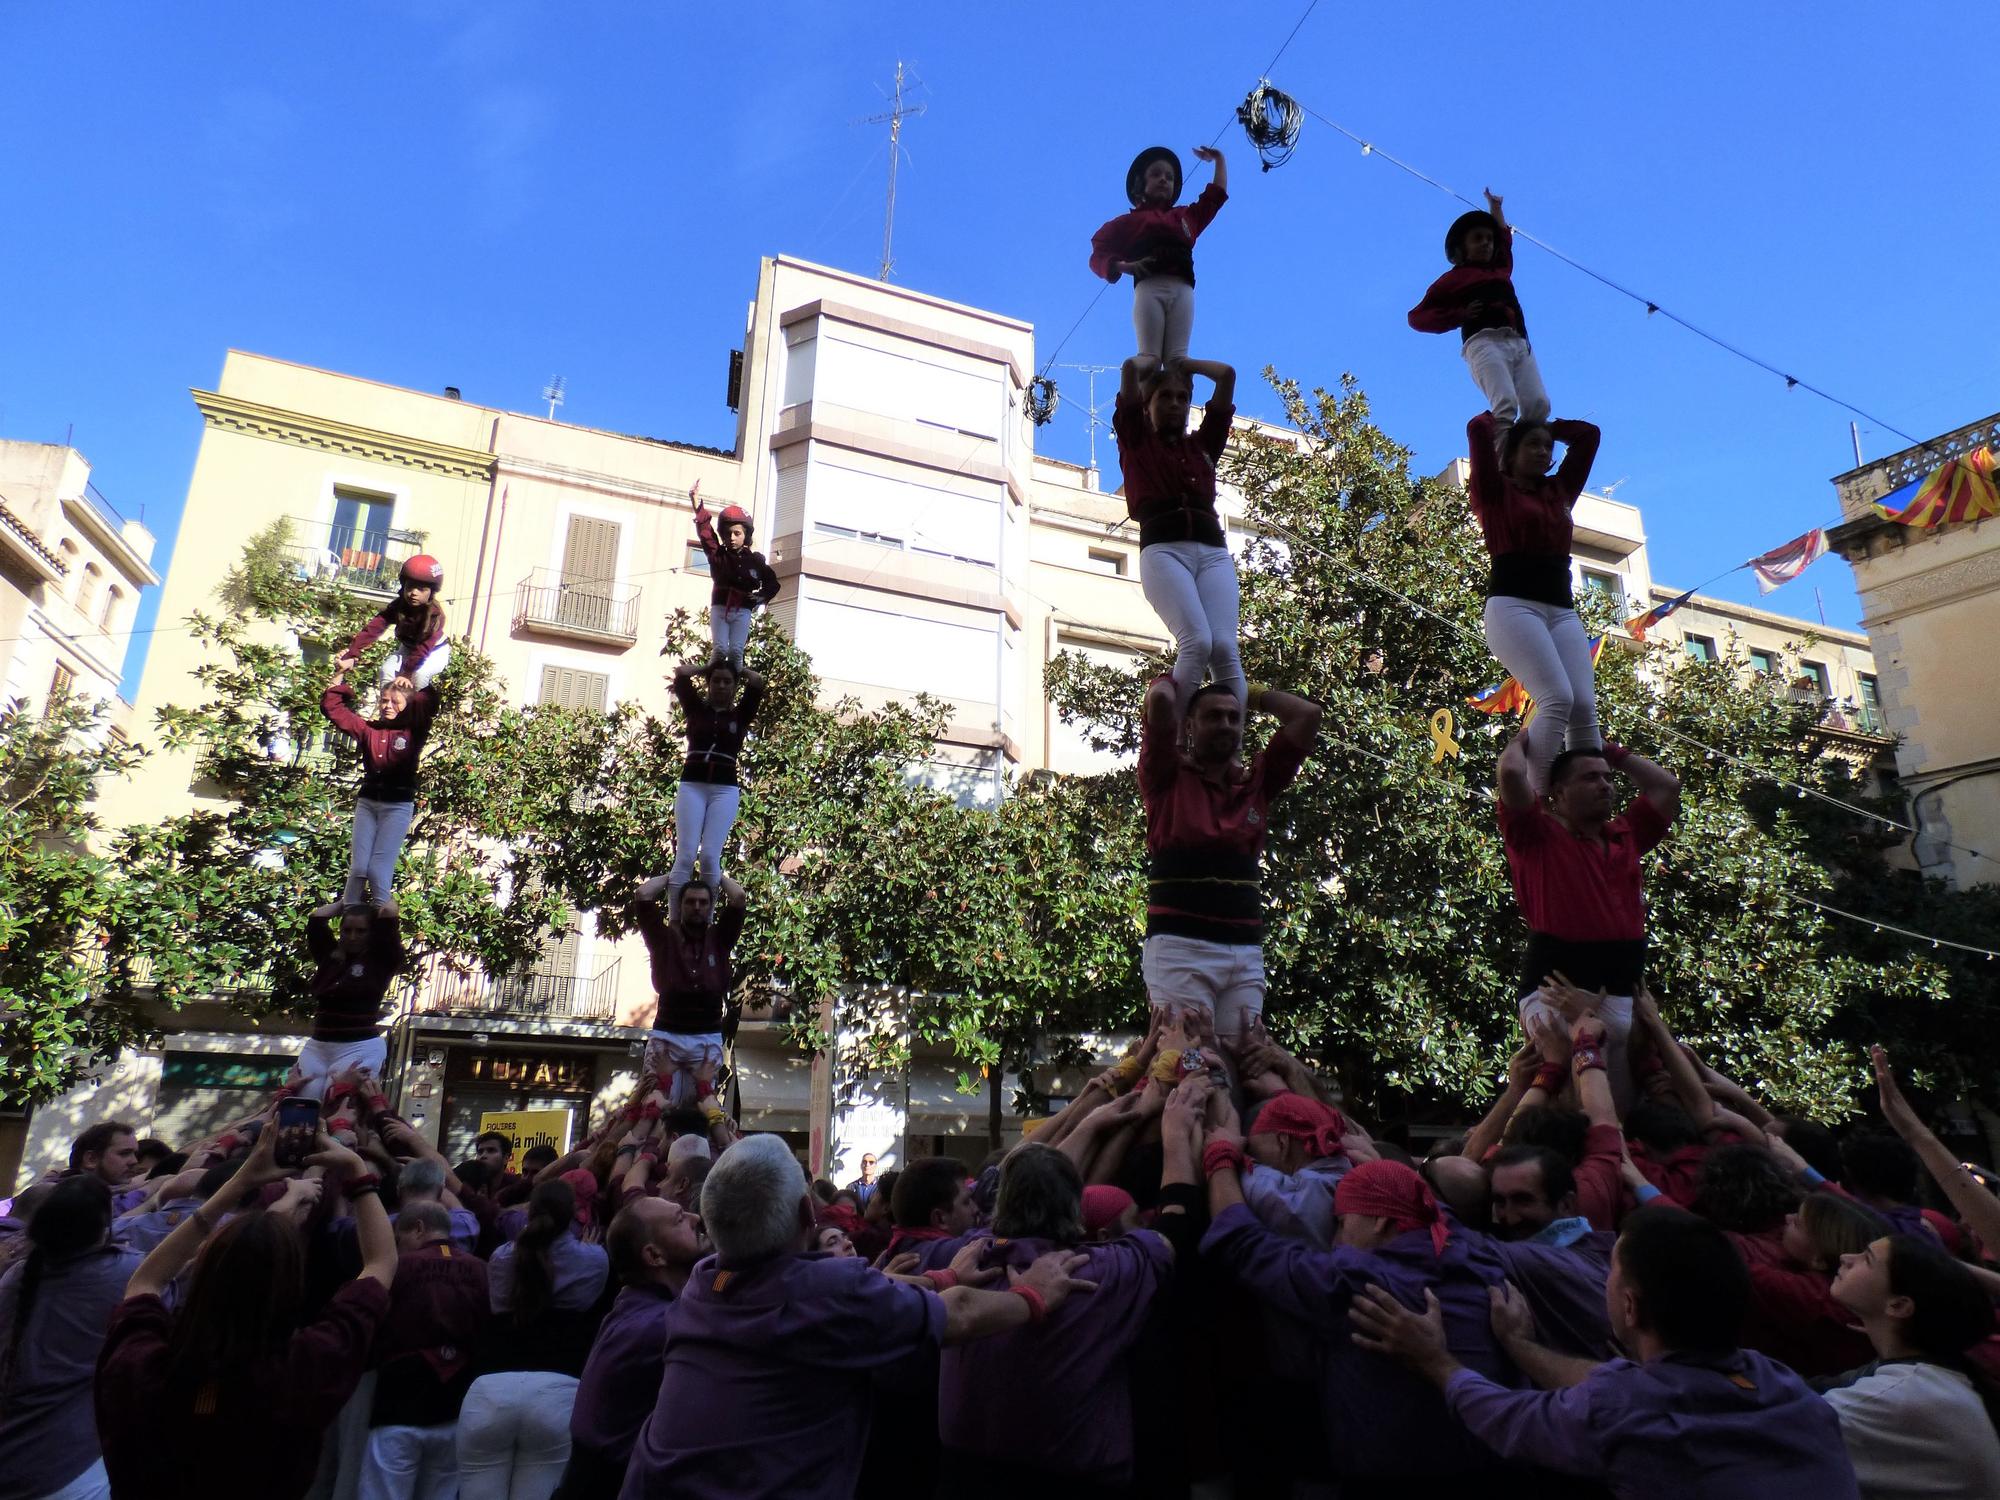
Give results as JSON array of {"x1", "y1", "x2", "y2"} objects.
[
  {"x1": 538, "y1": 665, "x2": 611, "y2": 711},
  {"x1": 558, "y1": 516, "x2": 621, "y2": 630}
]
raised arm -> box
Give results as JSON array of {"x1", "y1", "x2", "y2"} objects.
[
  {"x1": 1121, "y1": 354, "x2": 1161, "y2": 403},
  {"x1": 1606, "y1": 742, "x2": 1679, "y2": 821},
  {"x1": 127, "y1": 1116, "x2": 288, "y2": 1297},
  {"x1": 1548, "y1": 421, "x2": 1602, "y2": 501},
  {"x1": 1254, "y1": 684, "x2": 1322, "y2": 754},
  {"x1": 1483, "y1": 186, "x2": 1509, "y2": 235},
  {"x1": 1632, "y1": 989, "x2": 1715, "y2": 1131},
  {"x1": 319, "y1": 674, "x2": 368, "y2": 739},
  {"x1": 1496, "y1": 729, "x2": 1537, "y2": 811},
  {"x1": 1875, "y1": 1045, "x2": 2000, "y2": 1250},
  {"x1": 1177, "y1": 357, "x2": 1236, "y2": 409},
  {"x1": 1462, "y1": 1042, "x2": 1543, "y2": 1163}
]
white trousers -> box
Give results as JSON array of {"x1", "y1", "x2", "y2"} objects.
[
  {"x1": 1143, "y1": 933, "x2": 1265, "y2": 1041},
  {"x1": 456, "y1": 1372, "x2": 578, "y2": 1500},
  {"x1": 646, "y1": 1031, "x2": 725, "y2": 1113},
  {"x1": 1132, "y1": 278, "x2": 1194, "y2": 364},
  {"x1": 1463, "y1": 330, "x2": 1549, "y2": 435},
  {"x1": 37, "y1": 1459, "x2": 111, "y2": 1500},
  {"x1": 345, "y1": 797, "x2": 415, "y2": 907},
  {"x1": 380, "y1": 644, "x2": 451, "y2": 692},
  {"x1": 296, "y1": 1035, "x2": 389, "y2": 1102},
  {"x1": 1140, "y1": 541, "x2": 1245, "y2": 719},
  {"x1": 1482, "y1": 595, "x2": 1600, "y2": 794},
  {"x1": 670, "y1": 781, "x2": 740, "y2": 894},
  {"x1": 709, "y1": 605, "x2": 753, "y2": 670},
  {"x1": 357, "y1": 1425, "x2": 458, "y2": 1500},
  {"x1": 1519, "y1": 990, "x2": 1637, "y2": 1117}
]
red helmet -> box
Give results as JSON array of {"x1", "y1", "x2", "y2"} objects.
[
  {"x1": 718, "y1": 505, "x2": 754, "y2": 541},
  {"x1": 400, "y1": 555, "x2": 444, "y2": 588}
]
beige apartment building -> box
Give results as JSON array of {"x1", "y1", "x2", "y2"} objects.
[
  {"x1": 1828, "y1": 411, "x2": 2000, "y2": 888},
  {"x1": 11, "y1": 253, "x2": 1890, "y2": 1187},
  {"x1": 0, "y1": 440, "x2": 159, "y2": 726}
]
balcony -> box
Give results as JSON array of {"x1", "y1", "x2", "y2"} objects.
[
  {"x1": 283, "y1": 518, "x2": 427, "y2": 597},
  {"x1": 511, "y1": 568, "x2": 640, "y2": 646},
  {"x1": 411, "y1": 956, "x2": 622, "y2": 1023}
]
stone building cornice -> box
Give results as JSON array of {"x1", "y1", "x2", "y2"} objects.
[{"x1": 191, "y1": 390, "x2": 498, "y2": 482}]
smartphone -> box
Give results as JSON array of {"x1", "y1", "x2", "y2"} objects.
[{"x1": 275, "y1": 1097, "x2": 320, "y2": 1169}]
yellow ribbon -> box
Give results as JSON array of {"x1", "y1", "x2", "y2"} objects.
[{"x1": 1429, "y1": 708, "x2": 1462, "y2": 764}]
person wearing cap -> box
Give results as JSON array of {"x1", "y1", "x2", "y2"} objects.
[
  {"x1": 666, "y1": 652, "x2": 765, "y2": 923},
  {"x1": 321, "y1": 661, "x2": 439, "y2": 908},
  {"x1": 1089, "y1": 144, "x2": 1229, "y2": 363},
  {"x1": 688, "y1": 481, "x2": 780, "y2": 671},
  {"x1": 338, "y1": 553, "x2": 451, "y2": 691},
  {"x1": 1202, "y1": 1102, "x2": 1533, "y2": 1491},
  {"x1": 1408, "y1": 188, "x2": 1548, "y2": 448}
]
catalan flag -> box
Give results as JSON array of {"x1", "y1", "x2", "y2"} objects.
[
  {"x1": 1627, "y1": 588, "x2": 1696, "y2": 642},
  {"x1": 1748, "y1": 529, "x2": 1830, "y2": 593},
  {"x1": 1466, "y1": 637, "x2": 1605, "y2": 726},
  {"x1": 1876, "y1": 446, "x2": 2000, "y2": 529}
]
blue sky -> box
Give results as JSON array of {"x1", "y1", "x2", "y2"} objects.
[{"x1": 4, "y1": 2, "x2": 1992, "y2": 696}]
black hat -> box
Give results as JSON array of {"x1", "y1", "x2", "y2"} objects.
[
  {"x1": 1445, "y1": 209, "x2": 1500, "y2": 262},
  {"x1": 1126, "y1": 146, "x2": 1183, "y2": 208}
]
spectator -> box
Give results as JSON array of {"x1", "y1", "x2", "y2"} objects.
[
  {"x1": 95, "y1": 1121, "x2": 395, "y2": 1500},
  {"x1": 1822, "y1": 1232, "x2": 2000, "y2": 1498},
  {"x1": 938, "y1": 1143, "x2": 1174, "y2": 1494},
  {"x1": 355, "y1": 1200, "x2": 490, "y2": 1500},
  {"x1": 1349, "y1": 1203, "x2": 1862, "y2": 1499},
  {"x1": 65, "y1": 1122, "x2": 144, "y2": 1213},
  {"x1": 845, "y1": 1153, "x2": 880, "y2": 1208},
  {"x1": 555, "y1": 1198, "x2": 706, "y2": 1499},
  {"x1": 619, "y1": 1134, "x2": 1093, "y2": 1499},
  {"x1": 0, "y1": 1177, "x2": 140, "y2": 1500},
  {"x1": 459, "y1": 1178, "x2": 608, "y2": 1500}
]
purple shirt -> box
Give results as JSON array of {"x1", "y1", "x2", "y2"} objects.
[
  {"x1": 1241, "y1": 1155, "x2": 1347, "y2": 1244},
  {"x1": 0, "y1": 1242, "x2": 142, "y2": 1496},
  {"x1": 619, "y1": 1251, "x2": 945, "y2": 1500},
  {"x1": 1488, "y1": 1228, "x2": 1618, "y2": 1359},
  {"x1": 1445, "y1": 1348, "x2": 1862, "y2": 1499},
  {"x1": 488, "y1": 1227, "x2": 608, "y2": 1313},
  {"x1": 113, "y1": 1196, "x2": 207, "y2": 1253},
  {"x1": 1203, "y1": 1201, "x2": 1523, "y2": 1481},
  {"x1": 939, "y1": 1231, "x2": 1172, "y2": 1483},
  {"x1": 571, "y1": 1283, "x2": 675, "y2": 1463}
]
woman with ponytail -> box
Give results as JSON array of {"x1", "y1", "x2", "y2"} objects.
[
  {"x1": 461, "y1": 1178, "x2": 608, "y2": 1500},
  {"x1": 0, "y1": 1177, "x2": 131, "y2": 1500},
  {"x1": 1824, "y1": 1232, "x2": 2000, "y2": 1497}
]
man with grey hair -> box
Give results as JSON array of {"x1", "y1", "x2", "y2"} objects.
[
  {"x1": 618, "y1": 1134, "x2": 1096, "y2": 1500},
  {"x1": 388, "y1": 1158, "x2": 480, "y2": 1254}
]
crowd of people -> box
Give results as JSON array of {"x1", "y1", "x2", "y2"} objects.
[{"x1": 4, "y1": 155, "x2": 1994, "y2": 1500}]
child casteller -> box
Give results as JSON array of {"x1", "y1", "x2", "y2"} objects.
[
  {"x1": 1089, "y1": 144, "x2": 1229, "y2": 364},
  {"x1": 1408, "y1": 189, "x2": 1547, "y2": 451}
]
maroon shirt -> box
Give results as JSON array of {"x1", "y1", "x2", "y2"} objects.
[
  {"x1": 320, "y1": 683, "x2": 438, "y2": 802},
  {"x1": 1464, "y1": 413, "x2": 1602, "y2": 606},
  {"x1": 1138, "y1": 690, "x2": 1308, "y2": 945},
  {"x1": 1498, "y1": 796, "x2": 1670, "y2": 945},
  {"x1": 1407, "y1": 226, "x2": 1527, "y2": 343},
  {"x1": 634, "y1": 898, "x2": 744, "y2": 1034},
  {"x1": 345, "y1": 606, "x2": 447, "y2": 677},
  {"x1": 1088, "y1": 181, "x2": 1228, "y2": 286},
  {"x1": 95, "y1": 1276, "x2": 390, "y2": 1500},
  {"x1": 1730, "y1": 1227, "x2": 1876, "y2": 1379},
  {"x1": 306, "y1": 908, "x2": 406, "y2": 1042},
  {"x1": 618, "y1": 1252, "x2": 945, "y2": 1500},
  {"x1": 673, "y1": 673, "x2": 765, "y2": 787},
  {"x1": 1112, "y1": 391, "x2": 1235, "y2": 548},
  {"x1": 371, "y1": 1243, "x2": 489, "y2": 1428},
  {"x1": 939, "y1": 1231, "x2": 1173, "y2": 1483},
  {"x1": 692, "y1": 500, "x2": 782, "y2": 612}
]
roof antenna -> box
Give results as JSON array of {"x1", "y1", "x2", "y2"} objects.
[{"x1": 854, "y1": 60, "x2": 926, "y2": 280}]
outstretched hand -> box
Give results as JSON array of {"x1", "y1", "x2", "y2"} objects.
[
  {"x1": 1191, "y1": 145, "x2": 1222, "y2": 164},
  {"x1": 1872, "y1": 1045, "x2": 1924, "y2": 1141}
]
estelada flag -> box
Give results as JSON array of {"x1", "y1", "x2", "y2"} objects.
[
  {"x1": 1875, "y1": 447, "x2": 2000, "y2": 529},
  {"x1": 1627, "y1": 588, "x2": 1696, "y2": 641},
  {"x1": 1466, "y1": 638, "x2": 1605, "y2": 727},
  {"x1": 1749, "y1": 529, "x2": 1829, "y2": 593}
]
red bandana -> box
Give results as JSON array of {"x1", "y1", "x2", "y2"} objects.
[
  {"x1": 1334, "y1": 1160, "x2": 1449, "y2": 1255},
  {"x1": 1252, "y1": 1093, "x2": 1350, "y2": 1161}
]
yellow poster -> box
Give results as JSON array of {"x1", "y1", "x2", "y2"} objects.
[{"x1": 479, "y1": 1107, "x2": 572, "y2": 1159}]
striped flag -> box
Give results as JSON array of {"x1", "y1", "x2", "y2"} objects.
[
  {"x1": 1749, "y1": 529, "x2": 1829, "y2": 593},
  {"x1": 1876, "y1": 447, "x2": 2000, "y2": 529},
  {"x1": 1626, "y1": 588, "x2": 1695, "y2": 642}
]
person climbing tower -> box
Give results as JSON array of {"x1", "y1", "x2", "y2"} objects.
[
  {"x1": 1409, "y1": 189, "x2": 1547, "y2": 453},
  {"x1": 689, "y1": 482, "x2": 780, "y2": 671},
  {"x1": 1090, "y1": 144, "x2": 1229, "y2": 363}
]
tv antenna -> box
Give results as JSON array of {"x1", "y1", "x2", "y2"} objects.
[
  {"x1": 1055, "y1": 363, "x2": 1120, "y2": 480},
  {"x1": 542, "y1": 374, "x2": 567, "y2": 420},
  {"x1": 853, "y1": 60, "x2": 926, "y2": 281}
]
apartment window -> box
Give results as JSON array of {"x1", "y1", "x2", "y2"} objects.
[
  {"x1": 554, "y1": 515, "x2": 622, "y2": 631},
  {"x1": 1684, "y1": 635, "x2": 1717, "y2": 662},
  {"x1": 813, "y1": 521, "x2": 902, "y2": 549},
  {"x1": 330, "y1": 487, "x2": 395, "y2": 567},
  {"x1": 1580, "y1": 568, "x2": 1625, "y2": 612},
  {"x1": 49, "y1": 663, "x2": 75, "y2": 701},
  {"x1": 1799, "y1": 660, "x2": 1831, "y2": 697},
  {"x1": 1857, "y1": 673, "x2": 1883, "y2": 734},
  {"x1": 75, "y1": 561, "x2": 103, "y2": 617},
  {"x1": 100, "y1": 584, "x2": 124, "y2": 632},
  {"x1": 537, "y1": 665, "x2": 610, "y2": 712},
  {"x1": 1747, "y1": 648, "x2": 1775, "y2": 676},
  {"x1": 684, "y1": 543, "x2": 710, "y2": 575},
  {"x1": 1084, "y1": 548, "x2": 1127, "y2": 578}
]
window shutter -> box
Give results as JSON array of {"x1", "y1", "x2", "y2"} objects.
[
  {"x1": 538, "y1": 665, "x2": 611, "y2": 711},
  {"x1": 560, "y1": 516, "x2": 621, "y2": 582}
]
